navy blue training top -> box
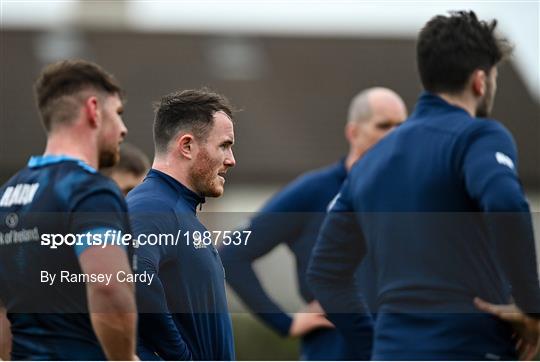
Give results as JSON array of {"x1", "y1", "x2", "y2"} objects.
[
  {"x1": 308, "y1": 93, "x2": 540, "y2": 358},
  {"x1": 127, "y1": 169, "x2": 235, "y2": 361},
  {"x1": 0, "y1": 155, "x2": 130, "y2": 360},
  {"x1": 220, "y1": 161, "x2": 348, "y2": 335}
]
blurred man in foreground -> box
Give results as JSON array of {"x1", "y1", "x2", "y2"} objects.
[
  {"x1": 221, "y1": 87, "x2": 407, "y2": 360},
  {"x1": 0, "y1": 59, "x2": 137, "y2": 360},
  {"x1": 308, "y1": 11, "x2": 540, "y2": 360},
  {"x1": 128, "y1": 89, "x2": 236, "y2": 360},
  {"x1": 101, "y1": 142, "x2": 150, "y2": 195}
]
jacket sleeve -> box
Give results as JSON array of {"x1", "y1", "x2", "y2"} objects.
[
  {"x1": 462, "y1": 121, "x2": 540, "y2": 317},
  {"x1": 220, "y1": 179, "x2": 313, "y2": 336},
  {"x1": 307, "y1": 179, "x2": 374, "y2": 358}
]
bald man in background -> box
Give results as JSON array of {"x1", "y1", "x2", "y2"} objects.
[{"x1": 221, "y1": 87, "x2": 407, "y2": 360}]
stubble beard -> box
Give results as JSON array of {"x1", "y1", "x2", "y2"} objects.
[
  {"x1": 476, "y1": 79, "x2": 494, "y2": 118},
  {"x1": 191, "y1": 148, "x2": 223, "y2": 198}
]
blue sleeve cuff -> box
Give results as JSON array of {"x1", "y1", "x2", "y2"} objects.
[
  {"x1": 74, "y1": 227, "x2": 127, "y2": 257},
  {"x1": 257, "y1": 312, "x2": 293, "y2": 336}
]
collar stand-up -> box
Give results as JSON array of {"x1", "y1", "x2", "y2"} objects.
[{"x1": 147, "y1": 169, "x2": 206, "y2": 212}]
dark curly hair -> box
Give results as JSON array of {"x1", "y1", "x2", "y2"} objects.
[{"x1": 417, "y1": 10, "x2": 512, "y2": 94}]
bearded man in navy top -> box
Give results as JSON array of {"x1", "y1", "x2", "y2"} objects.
[
  {"x1": 220, "y1": 88, "x2": 407, "y2": 360},
  {"x1": 0, "y1": 60, "x2": 137, "y2": 360},
  {"x1": 308, "y1": 11, "x2": 540, "y2": 360},
  {"x1": 127, "y1": 89, "x2": 236, "y2": 360}
]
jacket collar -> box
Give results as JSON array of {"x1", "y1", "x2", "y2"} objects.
[{"x1": 146, "y1": 169, "x2": 205, "y2": 212}]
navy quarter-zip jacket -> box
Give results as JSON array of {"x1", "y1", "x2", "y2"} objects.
[
  {"x1": 128, "y1": 169, "x2": 235, "y2": 361},
  {"x1": 308, "y1": 92, "x2": 540, "y2": 360}
]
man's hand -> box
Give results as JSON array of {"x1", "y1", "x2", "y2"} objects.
[
  {"x1": 0, "y1": 306, "x2": 11, "y2": 361},
  {"x1": 474, "y1": 297, "x2": 540, "y2": 360},
  {"x1": 289, "y1": 301, "x2": 334, "y2": 337}
]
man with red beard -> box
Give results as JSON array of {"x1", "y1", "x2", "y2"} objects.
[
  {"x1": 127, "y1": 89, "x2": 236, "y2": 360},
  {"x1": 0, "y1": 59, "x2": 136, "y2": 360}
]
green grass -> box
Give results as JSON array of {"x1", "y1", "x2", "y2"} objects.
[{"x1": 231, "y1": 313, "x2": 299, "y2": 360}]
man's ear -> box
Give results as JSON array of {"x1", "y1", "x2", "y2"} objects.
[
  {"x1": 177, "y1": 134, "x2": 195, "y2": 160},
  {"x1": 345, "y1": 122, "x2": 357, "y2": 143},
  {"x1": 84, "y1": 96, "x2": 100, "y2": 128},
  {"x1": 471, "y1": 69, "x2": 487, "y2": 97}
]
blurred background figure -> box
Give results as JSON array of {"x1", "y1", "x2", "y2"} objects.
[
  {"x1": 220, "y1": 87, "x2": 407, "y2": 360},
  {"x1": 101, "y1": 143, "x2": 150, "y2": 195}
]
